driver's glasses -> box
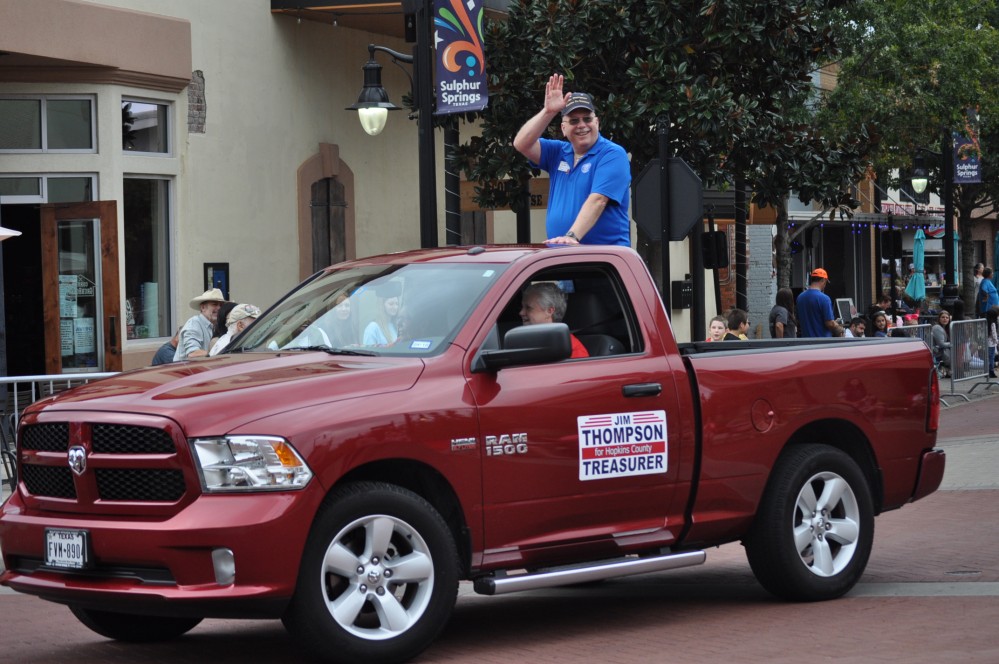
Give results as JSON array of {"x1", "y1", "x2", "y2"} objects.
[{"x1": 564, "y1": 116, "x2": 594, "y2": 126}]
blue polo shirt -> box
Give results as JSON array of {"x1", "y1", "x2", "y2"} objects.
[
  {"x1": 796, "y1": 288, "x2": 835, "y2": 338},
  {"x1": 535, "y1": 135, "x2": 631, "y2": 246}
]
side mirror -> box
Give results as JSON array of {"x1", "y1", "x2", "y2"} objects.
[{"x1": 471, "y1": 323, "x2": 572, "y2": 372}]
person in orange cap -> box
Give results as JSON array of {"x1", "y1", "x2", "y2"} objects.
[{"x1": 795, "y1": 268, "x2": 844, "y2": 337}]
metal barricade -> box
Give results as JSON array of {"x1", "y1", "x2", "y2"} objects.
[
  {"x1": 944, "y1": 319, "x2": 998, "y2": 401},
  {"x1": 1, "y1": 372, "x2": 118, "y2": 499},
  {"x1": 889, "y1": 323, "x2": 931, "y2": 349}
]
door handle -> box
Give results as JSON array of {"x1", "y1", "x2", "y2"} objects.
[
  {"x1": 109, "y1": 315, "x2": 118, "y2": 353},
  {"x1": 622, "y1": 382, "x2": 662, "y2": 398}
]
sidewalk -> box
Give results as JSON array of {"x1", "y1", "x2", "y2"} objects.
[{"x1": 938, "y1": 369, "x2": 999, "y2": 407}]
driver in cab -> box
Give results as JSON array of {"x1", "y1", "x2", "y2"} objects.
[{"x1": 519, "y1": 282, "x2": 589, "y2": 359}]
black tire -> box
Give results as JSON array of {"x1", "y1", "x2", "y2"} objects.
[
  {"x1": 282, "y1": 482, "x2": 460, "y2": 664},
  {"x1": 69, "y1": 606, "x2": 202, "y2": 642},
  {"x1": 744, "y1": 444, "x2": 874, "y2": 601}
]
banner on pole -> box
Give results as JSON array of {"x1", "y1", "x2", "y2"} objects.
[
  {"x1": 434, "y1": 0, "x2": 488, "y2": 115},
  {"x1": 953, "y1": 107, "x2": 982, "y2": 184}
]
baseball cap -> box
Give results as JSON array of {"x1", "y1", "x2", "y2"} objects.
[
  {"x1": 810, "y1": 268, "x2": 830, "y2": 280},
  {"x1": 562, "y1": 92, "x2": 595, "y2": 116}
]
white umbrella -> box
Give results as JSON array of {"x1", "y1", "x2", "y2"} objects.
[{"x1": 0, "y1": 226, "x2": 21, "y2": 241}]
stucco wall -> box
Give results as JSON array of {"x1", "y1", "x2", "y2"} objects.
[{"x1": 65, "y1": 0, "x2": 459, "y2": 367}]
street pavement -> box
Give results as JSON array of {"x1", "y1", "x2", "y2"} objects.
[{"x1": 1, "y1": 384, "x2": 996, "y2": 663}]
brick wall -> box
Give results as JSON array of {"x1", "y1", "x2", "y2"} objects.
[{"x1": 748, "y1": 225, "x2": 777, "y2": 338}]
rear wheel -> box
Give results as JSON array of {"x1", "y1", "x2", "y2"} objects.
[
  {"x1": 283, "y1": 482, "x2": 459, "y2": 664},
  {"x1": 69, "y1": 606, "x2": 202, "y2": 642},
  {"x1": 745, "y1": 444, "x2": 874, "y2": 601}
]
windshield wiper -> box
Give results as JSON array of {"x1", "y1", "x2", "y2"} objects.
[{"x1": 282, "y1": 345, "x2": 378, "y2": 356}]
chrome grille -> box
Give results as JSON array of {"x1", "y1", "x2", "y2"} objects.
[{"x1": 93, "y1": 424, "x2": 175, "y2": 454}]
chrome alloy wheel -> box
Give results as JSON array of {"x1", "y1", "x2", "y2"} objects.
[
  {"x1": 319, "y1": 514, "x2": 435, "y2": 640},
  {"x1": 792, "y1": 470, "x2": 861, "y2": 577}
]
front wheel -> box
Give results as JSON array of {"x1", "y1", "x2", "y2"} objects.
[
  {"x1": 69, "y1": 606, "x2": 202, "y2": 642},
  {"x1": 282, "y1": 482, "x2": 459, "y2": 664},
  {"x1": 745, "y1": 444, "x2": 874, "y2": 601}
]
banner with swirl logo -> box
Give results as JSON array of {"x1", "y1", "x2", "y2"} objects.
[{"x1": 434, "y1": 0, "x2": 488, "y2": 115}]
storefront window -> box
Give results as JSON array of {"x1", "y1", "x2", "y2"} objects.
[
  {"x1": 122, "y1": 100, "x2": 169, "y2": 153},
  {"x1": 124, "y1": 178, "x2": 171, "y2": 340}
]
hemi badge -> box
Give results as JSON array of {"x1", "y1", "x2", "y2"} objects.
[{"x1": 450, "y1": 437, "x2": 477, "y2": 452}]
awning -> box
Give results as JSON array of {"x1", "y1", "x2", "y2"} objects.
[{"x1": 271, "y1": 1, "x2": 512, "y2": 39}]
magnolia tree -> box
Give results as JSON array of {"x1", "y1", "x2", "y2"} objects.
[{"x1": 454, "y1": 0, "x2": 874, "y2": 289}]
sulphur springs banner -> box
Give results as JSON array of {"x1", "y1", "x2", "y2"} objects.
[
  {"x1": 434, "y1": 0, "x2": 488, "y2": 115},
  {"x1": 953, "y1": 107, "x2": 982, "y2": 185}
]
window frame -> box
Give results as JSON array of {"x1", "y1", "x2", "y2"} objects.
[
  {"x1": 121, "y1": 97, "x2": 172, "y2": 156},
  {"x1": 0, "y1": 94, "x2": 97, "y2": 153},
  {"x1": 0, "y1": 173, "x2": 98, "y2": 204},
  {"x1": 122, "y1": 174, "x2": 174, "y2": 342}
]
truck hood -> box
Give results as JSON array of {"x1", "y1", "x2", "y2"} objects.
[{"x1": 27, "y1": 352, "x2": 425, "y2": 434}]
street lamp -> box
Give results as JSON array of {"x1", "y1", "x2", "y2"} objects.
[
  {"x1": 346, "y1": 0, "x2": 438, "y2": 248},
  {"x1": 911, "y1": 155, "x2": 929, "y2": 195},
  {"x1": 346, "y1": 45, "x2": 404, "y2": 136}
]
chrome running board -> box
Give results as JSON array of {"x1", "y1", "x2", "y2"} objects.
[{"x1": 473, "y1": 550, "x2": 706, "y2": 596}]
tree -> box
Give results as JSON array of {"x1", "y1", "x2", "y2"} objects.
[
  {"x1": 455, "y1": 0, "x2": 873, "y2": 290},
  {"x1": 820, "y1": 0, "x2": 999, "y2": 311}
]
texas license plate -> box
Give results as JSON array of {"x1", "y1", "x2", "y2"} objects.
[{"x1": 45, "y1": 528, "x2": 89, "y2": 569}]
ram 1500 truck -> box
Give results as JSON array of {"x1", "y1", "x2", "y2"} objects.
[{"x1": 1, "y1": 245, "x2": 944, "y2": 663}]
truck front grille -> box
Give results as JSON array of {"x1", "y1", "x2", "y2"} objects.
[
  {"x1": 16, "y1": 421, "x2": 189, "y2": 507},
  {"x1": 21, "y1": 464, "x2": 77, "y2": 499},
  {"x1": 95, "y1": 468, "x2": 186, "y2": 501},
  {"x1": 21, "y1": 423, "x2": 69, "y2": 451},
  {"x1": 93, "y1": 424, "x2": 175, "y2": 454}
]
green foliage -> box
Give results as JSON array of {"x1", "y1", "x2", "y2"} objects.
[
  {"x1": 821, "y1": 0, "x2": 999, "y2": 303},
  {"x1": 458, "y1": 0, "x2": 869, "y2": 215}
]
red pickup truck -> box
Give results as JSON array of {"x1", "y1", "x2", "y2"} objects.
[{"x1": 1, "y1": 245, "x2": 944, "y2": 663}]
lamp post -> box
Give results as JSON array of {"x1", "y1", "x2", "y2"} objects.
[
  {"x1": 347, "y1": 1, "x2": 438, "y2": 248},
  {"x1": 911, "y1": 130, "x2": 955, "y2": 287}
]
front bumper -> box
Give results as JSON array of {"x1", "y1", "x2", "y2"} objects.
[{"x1": 0, "y1": 486, "x2": 323, "y2": 618}]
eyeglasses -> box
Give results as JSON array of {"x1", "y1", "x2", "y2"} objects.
[{"x1": 564, "y1": 116, "x2": 594, "y2": 126}]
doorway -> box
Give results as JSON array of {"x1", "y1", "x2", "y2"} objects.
[
  {"x1": 0, "y1": 201, "x2": 121, "y2": 376},
  {"x1": 1, "y1": 205, "x2": 45, "y2": 376}
]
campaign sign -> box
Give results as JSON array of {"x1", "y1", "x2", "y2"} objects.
[
  {"x1": 434, "y1": 0, "x2": 488, "y2": 115},
  {"x1": 578, "y1": 410, "x2": 668, "y2": 481}
]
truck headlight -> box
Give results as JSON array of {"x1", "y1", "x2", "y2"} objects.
[{"x1": 190, "y1": 436, "x2": 313, "y2": 492}]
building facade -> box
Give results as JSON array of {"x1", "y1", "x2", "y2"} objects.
[{"x1": 0, "y1": 0, "x2": 523, "y2": 374}]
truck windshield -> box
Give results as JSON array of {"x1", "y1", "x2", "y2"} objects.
[{"x1": 230, "y1": 262, "x2": 505, "y2": 357}]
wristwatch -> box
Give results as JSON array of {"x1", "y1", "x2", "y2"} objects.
[{"x1": 566, "y1": 231, "x2": 579, "y2": 241}]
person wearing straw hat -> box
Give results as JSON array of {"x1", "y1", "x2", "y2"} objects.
[{"x1": 174, "y1": 288, "x2": 227, "y2": 361}]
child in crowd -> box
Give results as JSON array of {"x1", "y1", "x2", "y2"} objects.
[{"x1": 706, "y1": 316, "x2": 727, "y2": 342}]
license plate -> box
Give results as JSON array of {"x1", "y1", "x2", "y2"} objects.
[{"x1": 45, "y1": 528, "x2": 89, "y2": 569}]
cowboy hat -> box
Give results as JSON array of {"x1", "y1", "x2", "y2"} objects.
[{"x1": 189, "y1": 288, "x2": 227, "y2": 310}]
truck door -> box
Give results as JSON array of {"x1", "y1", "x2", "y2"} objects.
[{"x1": 466, "y1": 256, "x2": 687, "y2": 565}]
